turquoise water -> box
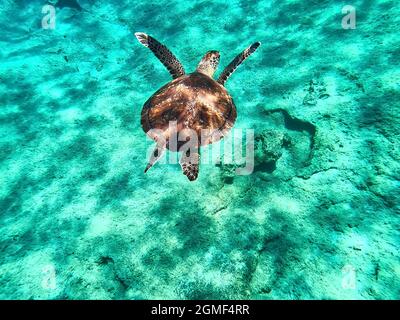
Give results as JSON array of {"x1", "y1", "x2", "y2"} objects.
[{"x1": 0, "y1": 0, "x2": 399, "y2": 299}]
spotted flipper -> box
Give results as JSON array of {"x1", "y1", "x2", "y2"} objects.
[
  {"x1": 179, "y1": 150, "x2": 200, "y2": 181},
  {"x1": 217, "y1": 42, "x2": 261, "y2": 86},
  {"x1": 135, "y1": 32, "x2": 185, "y2": 79},
  {"x1": 144, "y1": 143, "x2": 166, "y2": 173}
]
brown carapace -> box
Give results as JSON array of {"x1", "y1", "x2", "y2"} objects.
[{"x1": 135, "y1": 32, "x2": 261, "y2": 181}]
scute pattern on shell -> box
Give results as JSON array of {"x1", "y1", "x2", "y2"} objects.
[{"x1": 141, "y1": 72, "x2": 237, "y2": 149}]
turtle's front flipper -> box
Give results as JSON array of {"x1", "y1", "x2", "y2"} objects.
[
  {"x1": 135, "y1": 32, "x2": 185, "y2": 79},
  {"x1": 217, "y1": 42, "x2": 261, "y2": 86},
  {"x1": 145, "y1": 143, "x2": 166, "y2": 173},
  {"x1": 179, "y1": 150, "x2": 200, "y2": 181}
]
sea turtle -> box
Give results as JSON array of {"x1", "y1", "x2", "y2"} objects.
[{"x1": 135, "y1": 32, "x2": 260, "y2": 181}]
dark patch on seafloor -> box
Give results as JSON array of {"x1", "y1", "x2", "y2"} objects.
[
  {"x1": 263, "y1": 108, "x2": 317, "y2": 157},
  {"x1": 218, "y1": 108, "x2": 317, "y2": 183},
  {"x1": 48, "y1": 0, "x2": 83, "y2": 11}
]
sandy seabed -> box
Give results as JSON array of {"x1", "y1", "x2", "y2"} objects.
[{"x1": 0, "y1": 0, "x2": 399, "y2": 299}]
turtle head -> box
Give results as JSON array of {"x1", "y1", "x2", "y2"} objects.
[{"x1": 196, "y1": 50, "x2": 220, "y2": 77}]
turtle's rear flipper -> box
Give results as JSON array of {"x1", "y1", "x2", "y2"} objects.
[
  {"x1": 179, "y1": 151, "x2": 200, "y2": 181},
  {"x1": 135, "y1": 32, "x2": 185, "y2": 79},
  {"x1": 145, "y1": 144, "x2": 166, "y2": 173}
]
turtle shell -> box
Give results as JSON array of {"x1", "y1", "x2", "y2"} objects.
[{"x1": 141, "y1": 72, "x2": 237, "y2": 151}]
